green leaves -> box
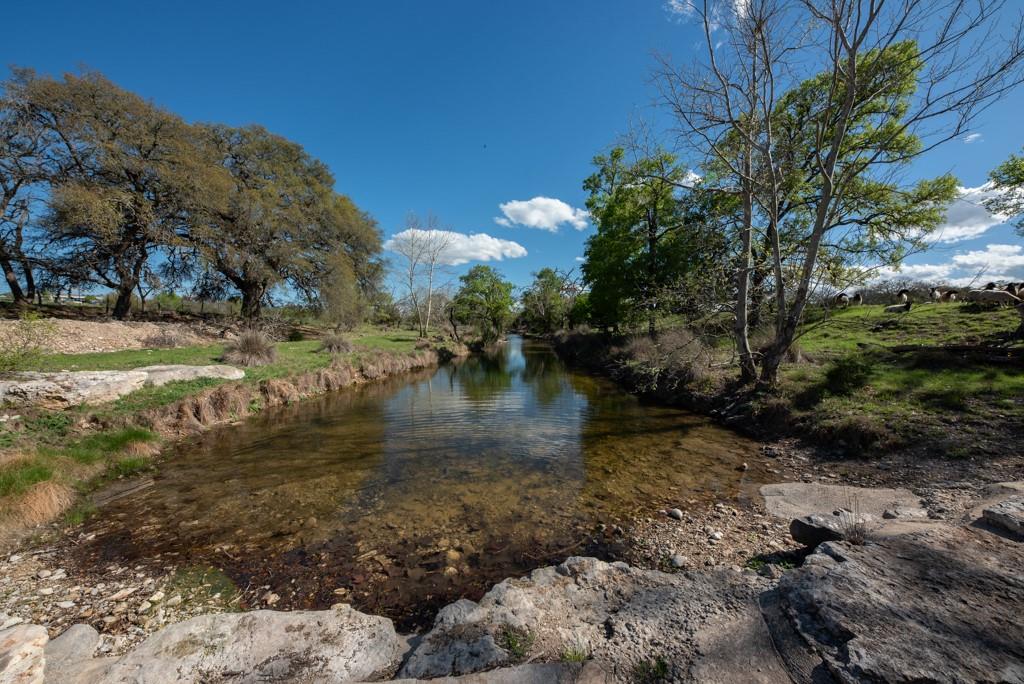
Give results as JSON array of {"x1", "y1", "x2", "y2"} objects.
[{"x1": 451, "y1": 265, "x2": 515, "y2": 344}]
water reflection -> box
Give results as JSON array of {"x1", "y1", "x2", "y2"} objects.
[{"x1": 76, "y1": 336, "x2": 763, "y2": 629}]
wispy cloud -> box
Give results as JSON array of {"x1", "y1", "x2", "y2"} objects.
[
  {"x1": 494, "y1": 197, "x2": 589, "y2": 232},
  {"x1": 574, "y1": 256, "x2": 585, "y2": 262},
  {"x1": 962, "y1": 133, "x2": 983, "y2": 144},
  {"x1": 384, "y1": 229, "x2": 527, "y2": 266},
  {"x1": 931, "y1": 183, "x2": 1010, "y2": 243}
]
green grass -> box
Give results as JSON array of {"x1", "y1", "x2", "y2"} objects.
[
  {"x1": 633, "y1": 657, "x2": 670, "y2": 683},
  {"x1": 0, "y1": 325, "x2": 432, "y2": 526},
  {"x1": 0, "y1": 460, "x2": 53, "y2": 496},
  {"x1": 497, "y1": 626, "x2": 535, "y2": 661}
]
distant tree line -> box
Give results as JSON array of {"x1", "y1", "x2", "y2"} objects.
[{"x1": 0, "y1": 68, "x2": 384, "y2": 322}]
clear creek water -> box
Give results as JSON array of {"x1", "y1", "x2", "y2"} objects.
[{"x1": 76, "y1": 335, "x2": 764, "y2": 629}]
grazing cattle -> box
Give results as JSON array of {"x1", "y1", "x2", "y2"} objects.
[
  {"x1": 943, "y1": 290, "x2": 958, "y2": 302},
  {"x1": 851, "y1": 293, "x2": 863, "y2": 306},
  {"x1": 984, "y1": 282, "x2": 998, "y2": 290},
  {"x1": 885, "y1": 301, "x2": 912, "y2": 314},
  {"x1": 1005, "y1": 282, "x2": 1023, "y2": 297},
  {"x1": 833, "y1": 292, "x2": 850, "y2": 308},
  {"x1": 965, "y1": 289, "x2": 1022, "y2": 306},
  {"x1": 895, "y1": 289, "x2": 910, "y2": 304}
]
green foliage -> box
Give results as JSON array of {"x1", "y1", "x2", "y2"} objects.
[
  {"x1": 0, "y1": 460, "x2": 52, "y2": 496},
  {"x1": 520, "y1": 268, "x2": 576, "y2": 334},
  {"x1": 824, "y1": 355, "x2": 875, "y2": 396},
  {"x1": 451, "y1": 265, "x2": 515, "y2": 344},
  {"x1": 582, "y1": 147, "x2": 727, "y2": 331},
  {"x1": 0, "y1": 314, "x2": 55, "y2": 373},
  {"x1": 561, "y1": 642, "x2": 590, "y2": 663},
  {"x1": 108, "y1": 457, "x2": 151, "y2": 478},
  {"x1": 987, "y1": 148, "x2": 1024, "y2": 232},
  {"x1": 191, "y1": 124, "x2": 382, "y2": 319},
  {"x1": 497, "y1": 625, "x2": 535, "y2": 661},
  {"x1": 633, "y1": 656, "x2": 670, "y2": 683},
  {"x1": 47, "y1": 427, "x2": 156, "y2": 465}
]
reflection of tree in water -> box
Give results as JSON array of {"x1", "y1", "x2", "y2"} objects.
[
  {"x1": 520, "y1": 346, "x2": 573, "y2": 407},
  {"x1": 451, "y1": 352, "x2": 514, "y2": 402}
]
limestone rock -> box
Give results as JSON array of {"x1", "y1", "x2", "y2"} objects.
[
  {"x1": 789, "y1": 511, "x2": 871, "y2": 547},
  {"x1": 388, "y1": 662, "x2": 599, "y2": 683},
  {"x1": 0, "y1": 371, "x2": 147, "y2": 408},
  {"x1": 135, "y1": 365, "x2": 244, "y2": 387},
  {"x1": 44, "y1": 624, "x2": 114, "y2": 684},
  {"x1": 761, "y1": 482, "x2": 926, "y2": 522},
  {"x1": 0, "y1": 623, "x2": 47, "y2": 684},
  {"x1": 775, "y1": 524, "x2": 1024, "y2": 683},
  {"x1": 73, "y1": 605, "x2": 402, "y2": 683},
  {"x1": 983, "y1": 495, "x2": 1024, "y2": 537},
  {"x1": 399, "y1": 556, "x2": 789, "y2": 682}
]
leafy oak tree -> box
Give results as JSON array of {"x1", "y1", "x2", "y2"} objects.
[
  {"x1": 190, "y1": 124, "x2": 381, "y2": 319},
  {"x1": 450, "y1": 265, "x2": 515, "y2": 345},
  {"x1": 16, "y1": 70, "x2": 219, "y2": 318},
  {"x1": 519, "y1": 268, "x2": 578, "y2": 334}
]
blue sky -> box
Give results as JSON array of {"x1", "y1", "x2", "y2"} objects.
[{"x1": 4, "y1": 1, "x2": 1023, "y2": 290}]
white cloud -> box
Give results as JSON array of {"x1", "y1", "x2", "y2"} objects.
[
  {"x1": 952, "y1": 243, "x2": 1024, "y2": 272},
  {"x1": 494, "y1": 197, "x2": 590, "y2": 232},
  {"x1": 384, "y1": 229, "x2": 527, "y2": 266},
  {"x1": 871, "y1": 244, "x2": 1024, "y2": 287},
  {"x1": 574, "y1": 256, "x2": 585, "y2": 262},
  {"x1": 932, "y1": 183, "x2": 1010, "y2": 243},
  {"x1": 962, "y1": 133, "x2": 983, "y2": 144}
]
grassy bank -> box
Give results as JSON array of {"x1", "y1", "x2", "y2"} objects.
[
  {"x1": 555, "y1": 303, "x2": 1024, "y2": 458},
  {"x1": 0, "y1": 326, "x2": 448, "y2": 543}
]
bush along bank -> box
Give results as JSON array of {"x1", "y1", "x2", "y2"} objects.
[
  {"x1": 0, "y1": 343, "x2": 463, "y2": 547},
  {"x1": 549, "y1": 325, "x2": 1024, "y2": 460}
]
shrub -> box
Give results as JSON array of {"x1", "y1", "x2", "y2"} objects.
[
  {"x1": 287, "y1": 329, "x2": 306, "y2": 342},
  {"x1": 0, "y1": 459, "x2": 53, "y2": 496},
  {"x1": 0, "y1": 314, "x2": 55, "y2": 373},
  {"x1": 824, "y1": 354, "x2": 874, "y2": 396},
  {"x1": 142, "y1": 328, "x2": 182, "y2": 349},
  {"x1": 318, "y1": 333, "x2": 353, "y2": 355},
  {"x1": 222, "y1": 330, "x2": 277, "y2": 367}
]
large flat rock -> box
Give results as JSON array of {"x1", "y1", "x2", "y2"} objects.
[
  {"x1": 983, "y1": 495, "x2": 1024, "y2": 537},
  {"x1": 775, "y1": 524, "x2": 1024, "y2": 683},
  {"x1": 0, "y1": 365, "x2": 243, "y2": 408},
  {"x1": 760, "y1": 482, "x2": 926, "y2": 521},
  {"x1": 61, "y1": 605, "x2": 403, "y2": 683},
  {"x1": 0, "y1": 371, "x2": 148, "y2": 408},
  {"x1": 399, "y1": 556, "x2": 790, "y2": 683},
  {"x1": 135, "y1": 364, "x2": 244, "y2": 387}
]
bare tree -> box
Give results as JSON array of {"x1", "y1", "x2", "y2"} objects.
[
  {"x1": 388, "y1": 213, "x2": 454, "y2": 337},
  {"x1": 659, "y1": 0, "x2": 1024, "y2": 386}
]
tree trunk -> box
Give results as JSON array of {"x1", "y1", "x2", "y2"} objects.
[
  {"x1": 240, "y1": 285, "x2": 264, "y2": 319},
  {"x1": 647, "y1": 208, "x2": 658, "y2": 338},
  {"x1": 0, "y1": 255, "x2": 26, "y2": 303},
  {"x1": 734, "y1": 179, "x2": 757, "y2": 384},
  {"x1": 112, "y1": 286, "x2": 134, "y2": 319}
]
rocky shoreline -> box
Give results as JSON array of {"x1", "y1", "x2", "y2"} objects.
[{"x1": 3, "y1": 478, "x2": 1023, "y2": 682}]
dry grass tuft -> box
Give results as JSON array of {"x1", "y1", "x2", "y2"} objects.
[
  {"x1": 11, "y1": 481, "x2": 75, "y2": 529},
  {"x1": 222, "y1": 330, "x2": 277, "y2": 367},
  {"x1": 318, "y1": 333, "x2": 353, "y2": 355}
]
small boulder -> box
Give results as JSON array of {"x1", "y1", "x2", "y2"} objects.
[
  {"x1": 0, "y1": 623, "x2": 47, "y2": 684},
  {"x1": 983, "y1": 495, "x2": 1024, "y2": 537},
  {"x1": 668, "y1": 508, "x2": 684, "y2": 521},
  {"x1": 790, "y1": 511, "x2": 871, "y2": 547}
]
